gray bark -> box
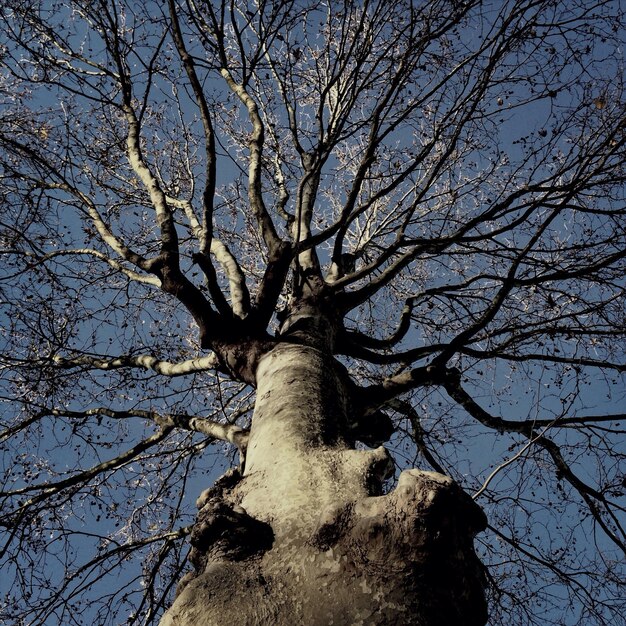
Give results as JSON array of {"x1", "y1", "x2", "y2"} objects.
[{"x1": 161, "y1": 327, "x2": 487, "y2": 625}]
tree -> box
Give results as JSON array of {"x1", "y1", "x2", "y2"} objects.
[{"x1": 0, "y1": 0, "x2": 624, "y2": 623}]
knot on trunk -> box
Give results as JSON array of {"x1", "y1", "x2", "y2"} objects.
[
  {"x1": 313, "y1": 469, "x2": 486, "y2": 551},
  {"x1": 347, "y1": 408, "x2": 394, "y2": 447},
  {"x1": 188, "y1": 498, "x2": 274, "y2": 574},
  {"x1": 196, "y1": 466, "x2": 242, "y2": 509},
  {"x1": 311, "y1": 469, "x2": 488, "y2": 626}
]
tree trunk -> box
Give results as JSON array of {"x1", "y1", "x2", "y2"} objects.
[{"x1": 160, "y1": 339, "x2": 488, "y2": 626}]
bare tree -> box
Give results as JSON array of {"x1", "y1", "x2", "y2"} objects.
[{"x1": 0, "y1": 0, "x2": 624, "y2": 624}]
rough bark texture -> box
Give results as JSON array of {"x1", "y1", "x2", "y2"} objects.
[{"x1": 161, "y1": 339, "x2": 487, "y2": 625}]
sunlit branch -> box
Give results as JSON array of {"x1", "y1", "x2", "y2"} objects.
[
  {"x1": 122, "y1": 107, "x2": 178, "y2": 256},
  {"x1": 109, "y1": 32, "x2": 224, "y2": 344},
  {"x1": 0, "y1": 411, "x2": 44, "y2": 444},
  {"x1": 167, "y1": 195, "x2": 250, "y2": 318},
  {"x1": 66, "y1": 185, "x2": 159, "y2": 273},
  {"x1": 208, "y1": 10, "x2": 293, "y2": 325},
  {"x1": 203, "y1": 240, "x2": 251, "y2": 318},
  {"x1": 0, "y1": 135, "x2": 156, "y2": 273},
  {"x1": 219, "y1": 66, "x2": 282, "y2": 254},
  {"x1": 271, "y1": 151, "x2": 293, "y2": 225},
  {"x1": 51, "y1": 353, "x2": 219, "y2": 376},
  {"x1": 40, "y1": 406, "x2": 250, "y2": 461},
  {"x1": 8, "y1": 248, "x2": 161, "y2": 286},
  {"x1": 167, "y1": 0, "x2": 249, "y2": 328},
  {"x1": 156, "y1": 412, "x2": 248, "y2": 456},
  {"x1": 473, "y1": 428, "x2": 553, "y2": 500},
  {"x1": 116, "y1": 49, "x2": 179, "y2": 264}
]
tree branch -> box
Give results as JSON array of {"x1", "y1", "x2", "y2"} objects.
[
  {"x1": 10, "y1": 248, "x2": 161, "y2": 286},
  {"x1": 0, "y1": 135, "x2": 156, "y2": 273},
  {"x1": 441, "y1": 369, "x2": 626, "y2": 554},
  {"x1": 0, "y1": 426, "x2": 173, "y2": 559},
  {"x1": 167, "y1": 195, "x2": 251, "y2": 318},
  {"x1": 168, "y1": 0, "x2": 217, "y2": 256},
  {"x1": 51, "y1": 353, "x2": 219, "y2": 376},
  {"x1": 41, "y1": 406, "x2": 249, "y2": 459},
  {"x1": 220, "y1": 66, "x2": 283, "y2": 254}
]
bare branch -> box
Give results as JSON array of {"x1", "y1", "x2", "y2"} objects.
[
  {"x1": 167, "y1": 195, "x2": 251, "y2": 317},
  {"x1": 36, "y1": 406, "x2": 250, "y2": 457},
  {"x1": 8, "y1": 248, "x2": 161, "y2": 286},
  {"x1": 220, "y1": 66, "x2": 283, "y2": 254},
  {"x1": 51, "y1": 353, "x2": 219, "y2": 376},
  {"x1": 441, "y1": 368, "x2": 626, "y2": 553}
]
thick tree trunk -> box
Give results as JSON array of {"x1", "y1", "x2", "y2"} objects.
[{"x1": 161, "y1": 340, "x2": 487, "y2": 625}]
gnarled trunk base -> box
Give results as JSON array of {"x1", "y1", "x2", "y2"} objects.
[
  {"x1": 161, "y1": 344, "x2": 487, "y2": 626},
  {"x1": 162, "y1": 467, "x2": 486, "y2": 626}
]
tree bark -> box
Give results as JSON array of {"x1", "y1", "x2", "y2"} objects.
[{"x1": 160, "y1": 339, "x2": 487, "y2": 625}]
